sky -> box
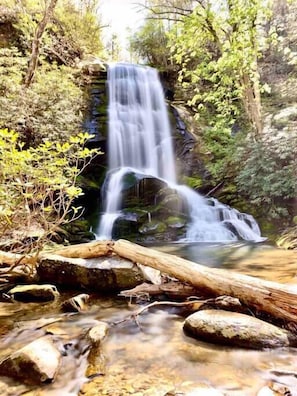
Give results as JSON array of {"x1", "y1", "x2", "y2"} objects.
[{"x1": 100, "y1": 0, "x2": 145, "y2": 61}]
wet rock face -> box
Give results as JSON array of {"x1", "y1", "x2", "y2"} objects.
[
  {"x1": 111, "y1": 174, "x2": 189, "y2": 242},
  {"x1": 184, "y1": 310, "x2": 293, "y2": 349},
  {"x1": 0, "y1": 336, "x2": 61, "y2": 384},
  {"x1": 38, "y1": 254, "x2": 145, "y2": 292}
]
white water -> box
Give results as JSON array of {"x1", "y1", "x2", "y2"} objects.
[{"x1": 97, "y1": 63, "x2": 264, "y2": 242}]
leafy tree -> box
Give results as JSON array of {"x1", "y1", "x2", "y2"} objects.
[
  {"x1": 129, "y1": 18, "x2": 170, "y2": 69},
  {"x1": 0, "y1": 48, "x2": 84, "y2": 145},
  {"x1": 54, "y1": 0, "x2": 104, "y2": 59},
  {"x1": 167, "y1": 0, "x2": 268, "y2": 137},
  {"x1": 23, "y1": 0, "x2": 58, "y2": 87}
]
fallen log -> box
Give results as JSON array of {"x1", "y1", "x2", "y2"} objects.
[
  {"x1": 0, "y1": 251, "x2": 36, "y2": 267},
  {"x1": 50, "y1": 240, "x2": 112, "y2": 259},
  {"x1": 113, "y1": 239, "x2": 297, "y2": 326}
]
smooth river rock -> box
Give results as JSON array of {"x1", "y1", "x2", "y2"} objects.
[
  {"x1": 7, "y1": 284, "x2": 59, "y2": 302},
  {"x1": 0, "y1": 336, "x2": 61, "y2": 384},
  {"x1": 38, "y1": 254, "x2": 145, "y2": 292},
  {"x1": 184, "y1": 310, "x2": 297, "y2": 349}
]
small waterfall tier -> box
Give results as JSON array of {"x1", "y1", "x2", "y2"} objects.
[{"x1": 96, "y1": 63, "x2": 264, "y2": 243}]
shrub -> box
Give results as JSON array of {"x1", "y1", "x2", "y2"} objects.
[
  {"x1": 235, "y1": 131, "x2": 297, "y2": 219},
  {"x1": 0, "y1": 129, "x2": 100, "y2": 252}
]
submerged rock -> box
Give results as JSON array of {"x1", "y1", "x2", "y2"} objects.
[
  {"x1": 38, "y1": 254, "x2": 145, "y2": 292},
  {"x1": 184, "y1": 310, "x2": 296, "y2": 349},
  {"x1": 7, "y1": 284, "x2": 59, "y2": 302},
  {"x1": 0, "y1": 336, "x2": 61, "y2": 384}
]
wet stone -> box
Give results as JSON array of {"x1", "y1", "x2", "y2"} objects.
[
  {"x1": 0, "y1": 336, "x2": 61, "y2": 384},
  {"x1": 7, "y1": 284, "x2": 59, "y2": 302}
]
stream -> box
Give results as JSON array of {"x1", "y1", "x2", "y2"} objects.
[{"x1": 1, "y1": 242, "x2": 297, "y2": 396}]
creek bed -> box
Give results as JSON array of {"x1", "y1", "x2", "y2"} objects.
[{"x1": 0, "y1": 243, "x2": 297, "y2": 395}]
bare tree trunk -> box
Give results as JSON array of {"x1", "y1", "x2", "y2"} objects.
[
  {"x1": 112, "y1": 239, "x2": 297, "y2": 325},
  {"x1": 23, "y1": 0, "x2": 58, "y2": 88},
  {"x1": 241, "y1": 70, "x2": 263, "y2": 138}
]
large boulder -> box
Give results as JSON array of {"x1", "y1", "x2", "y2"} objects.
[
  {"x1": 0, "y1": 336, "x2": 61, "y2": 384},
  {"x1": 184, "y1": 310, "x2": 296, "y2": 349},
  {"x1": 37, "y1": 254, "x2": 145, "y2": 292}
]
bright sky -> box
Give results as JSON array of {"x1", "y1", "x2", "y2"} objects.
[{"x1": 100, "y1": 0, "x2": 145, "y2": 61}]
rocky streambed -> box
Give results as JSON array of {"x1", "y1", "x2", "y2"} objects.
[{"x1": 0, "y1": 243, "x2": 297, "y2": 395}]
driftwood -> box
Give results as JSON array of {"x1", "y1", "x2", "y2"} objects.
[
  {"x1": 50, "y1": 240, "x2": 112, "y2": 259},
  {"x1": 112, "y1": 239, "x2": 297, "y2": 326},
  {"x1": 0, "y1": 251, "x2": 36, "y2": 267},
  {"x1": 119, "y1": 281, "x2": 199, "y2": 300}
]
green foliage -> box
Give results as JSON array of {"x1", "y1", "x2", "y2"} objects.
[
  {"x1": 181, "y1": 175, "x2": 203, "y2": 190},
  {"x1": 54, "y1": 0, "x2": 104, "y2": 58},
  {"x1": 0, "y1": 48, "x2": 83, "y2": 144},
  {"x1": 129, "y1": 19, "x2": 170, "y2": 69},
  {"x1": 168, "y1": 0, "x2": 268, "y2": 130},
  {"x1": 202, "y1": 124, "x2": 238, "y2": 183},
  {"x1": 0, "y1": 129, "x2": 100, "y2": 250},
  {"x1": 2, "y1": 0, "x2": 104, "y2": 59},
  {"x1": 235, "y1": 131, "x2": 297, "y2": 219}
]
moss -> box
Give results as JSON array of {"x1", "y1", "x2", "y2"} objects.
[{"x1": 139, "y1": 220, "x2": 167, "y2": 235}]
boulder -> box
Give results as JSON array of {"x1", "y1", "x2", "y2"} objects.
[
  {"x1": 38, "y1": 254, "x2": 145, "y2": 292},
  {"x1": 7, "y1": 284, "x2": 59, "y2": 302},
  {"x1": 0, "y1": 336, "x2": 61, "y2": 384},
  {"x1": 184, "y1": 310, "x2": 296, "y2": 349}
]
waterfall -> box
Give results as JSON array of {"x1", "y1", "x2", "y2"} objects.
[{"x1": 97, "y1": 63, "x2": 264, "y2": 242}]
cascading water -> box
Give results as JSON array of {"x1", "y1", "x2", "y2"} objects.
[{"x1": 97, "y1": 63, "x2": 264, "y2": 242}]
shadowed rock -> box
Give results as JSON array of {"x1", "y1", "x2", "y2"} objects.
[
  {"x1": 7, "y1": 284, "x2": 59, "y2": 302},
  {"x1": 0, "y1": 336, "x2": 61, "y2": 384}
]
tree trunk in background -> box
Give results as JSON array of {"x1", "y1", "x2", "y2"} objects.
[
  {"x1": 23, "y1": 0, "x2": 58, "y2": 88},
  {"x1": 241, "y1": 72, "x2": 263, "y2": 137}
]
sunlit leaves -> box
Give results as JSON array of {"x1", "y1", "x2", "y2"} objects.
[
  {"x1": 0, "y1": 128, "x2": 100, "y2": 247},
  {"x1": 168, "y1": 0, "x2": 269, "y2": 131}
]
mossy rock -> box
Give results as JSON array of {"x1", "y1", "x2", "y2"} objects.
[
  {"x1": 139, "y1": 220, "x2": 167, "y2": 235},
  {"x1": 165, "y1": 216, "x2": 187, "y2": 229}
]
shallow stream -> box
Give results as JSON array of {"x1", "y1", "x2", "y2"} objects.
[{"x1": 1, "y1": 242, "x2": 297, "y2": 396}]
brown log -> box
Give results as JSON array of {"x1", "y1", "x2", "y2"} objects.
[
  {"x1": 113, "y1": 239, "x2": 297, "y2": 325},
  {"x1": 49, "y1": 240, "x2": 113, "y2": 259}
]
